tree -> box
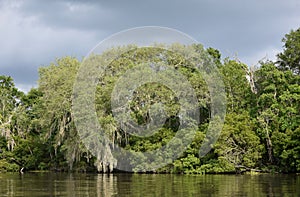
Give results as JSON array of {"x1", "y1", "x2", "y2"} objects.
[
  {"x1": 271, "y1": 70, "x2": 300, "y2": 172},
  {"x1": 38, "y1": 57, "x2": 86, "y2": 170},
  {"x1": 277, "y1": 28, "x2": 300, "y2": 75},
  {"x1": 254, "y1": 61, "x2": 300, "y2": 171},
  {"x1": 214, "y1": 112, "x2": 263, "y2": 170},
  {"x1": 254, "y1": 62, "x2": 286, "y2": 164},
  {"x1": 88, "y1": 44, "x2": 212, "y2": 172},
  {"x1": 219, "y1": 59, "x2": 252, "y2": 113},
  {"x1": 0, "y1": 76, "x2": 23, "y2": 151},
  {"x1": 2, "y1": 26, "x2": 300, "y2": 173}
]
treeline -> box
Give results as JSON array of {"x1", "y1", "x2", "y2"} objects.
[{"x1": 0, "y1": 28, "x2": 299, "y2": 173}]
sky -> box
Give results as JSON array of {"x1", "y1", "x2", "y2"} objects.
[{"x1": 0, "y1": 0, "x2": 300, "y2": 92}]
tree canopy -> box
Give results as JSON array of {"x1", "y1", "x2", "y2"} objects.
[
  {"x1": 0, "y1": 28, "x2": 300, "y2": 173},
  {"x1": 277, "y1": 28, "x2": 300, "y2": 75}
]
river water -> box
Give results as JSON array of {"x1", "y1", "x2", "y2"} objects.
[{"x1": 0, "y1": 173, "x2": 299, "y2": 196}]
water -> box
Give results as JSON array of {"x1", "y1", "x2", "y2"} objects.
[{"x1": 0, "y1": 173, "x2": 299, "y2": 196}]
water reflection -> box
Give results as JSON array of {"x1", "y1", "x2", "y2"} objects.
[
  {"x1": 0, "y1": 173, "x2": 299, "y2": 196},
  {"x1": 114, "y1": 174, "x2": 300, "y2": 196},
  {"x1": 97, "y1": 174, "x2": 118, "y2": 196}
]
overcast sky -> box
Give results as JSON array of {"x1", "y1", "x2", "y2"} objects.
[{"x1": 1, "y1": 0, "x2": 299, "y2": 92}]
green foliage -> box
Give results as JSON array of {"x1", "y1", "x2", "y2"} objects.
[
  {"x1": 0, "y1": 76, "x2": 23, "y2": 151},
  {"x1": 0, "y1": 159, "x2": 19, "y2": 172},
  {"x1": 1, "y1": 28, "x2": 300, "y2": 173},
  {"x1": 38, "y1": 57, "x2": 91, "y2": 170},
  {"x1": 277, "y1": 28, "x2": 300, "y2": 74},
  {"x1": 214, "y1": 112, "x2": 263, "y2": 168},
  {"x1": 207, "y1": 47, "x2": 222, "y2": 66},
  {"x1": 220, "y1": 60, "x2": 251, "y2": 112},
  {"x1": 198, "y1": 158, "x2": 236, "y2": 173}
]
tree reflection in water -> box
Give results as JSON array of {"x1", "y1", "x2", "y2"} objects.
[{"x1": 0, "y1": 173, "x2": 299, "y2": 196}]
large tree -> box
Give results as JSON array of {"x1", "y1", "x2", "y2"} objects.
[{"x1": 38, "y1": 57, "x2": 87, "y2": 170}]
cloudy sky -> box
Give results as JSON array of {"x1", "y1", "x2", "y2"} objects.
[{"x1": 1, "y1": 0, "x2": 299, "y2": 92}]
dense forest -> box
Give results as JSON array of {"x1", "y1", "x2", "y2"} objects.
[{"x1": 0, "y1": 28, "x2": 299, "y2": 174}]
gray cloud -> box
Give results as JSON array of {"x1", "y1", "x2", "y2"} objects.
[{"x1": 0, "y1": 0, "x2": 299, "y2": 92}]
